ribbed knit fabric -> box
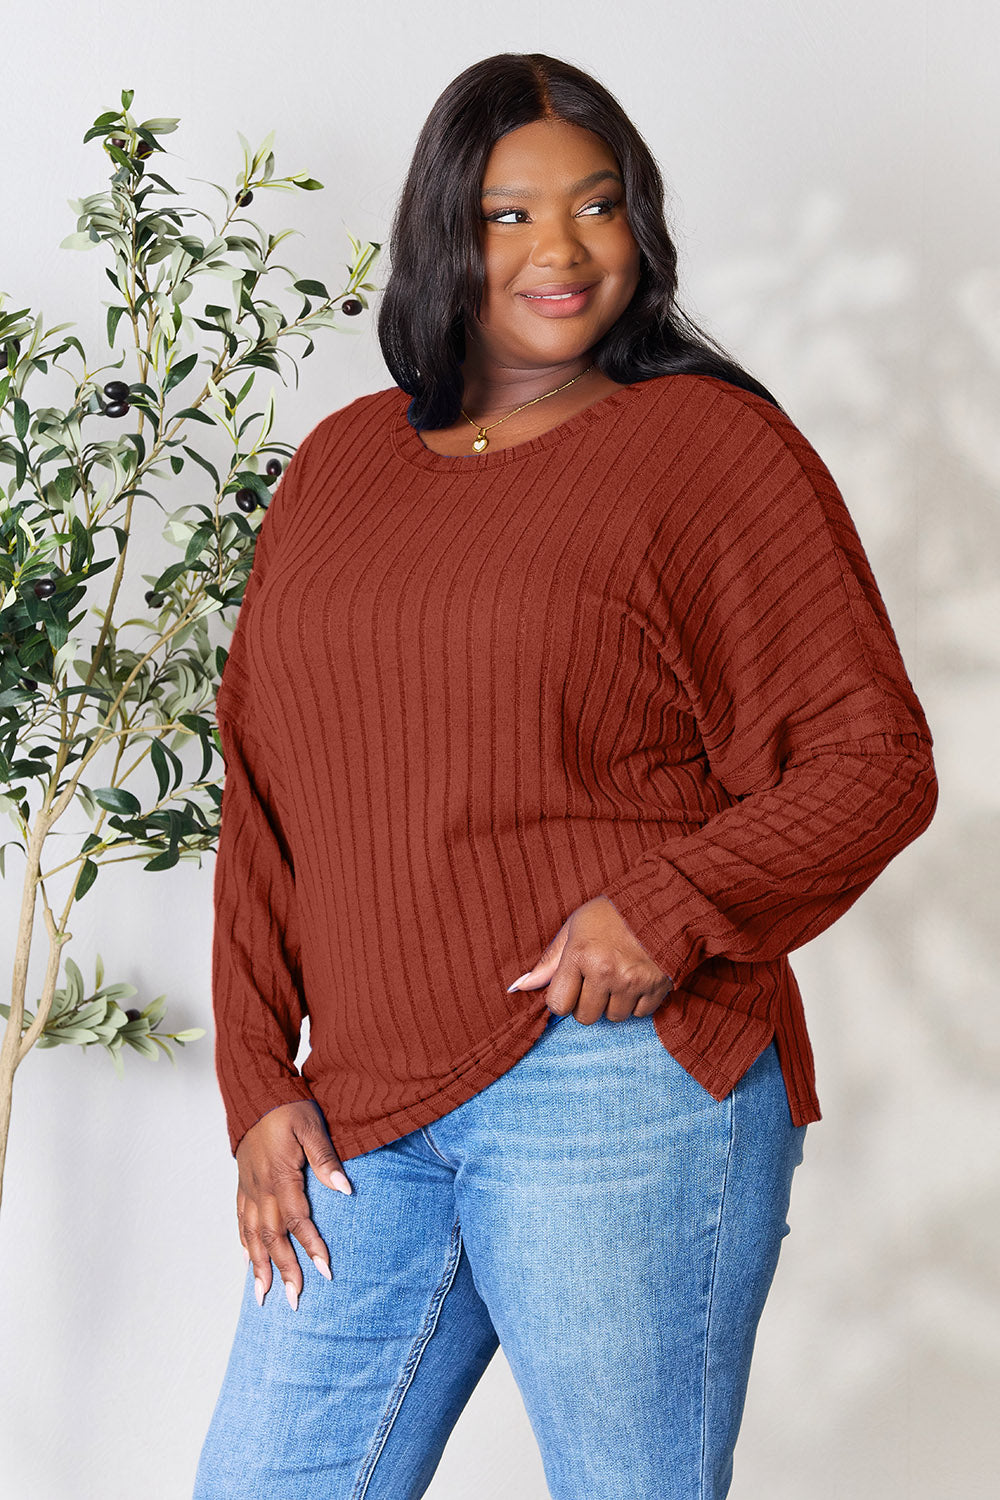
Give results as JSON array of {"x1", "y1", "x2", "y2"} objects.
[{"x1": 210, "y1": 373, "x2": 937, "y2": 1160}]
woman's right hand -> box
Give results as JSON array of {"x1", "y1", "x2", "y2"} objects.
[{"x1": 235, "y1": 1099, "x2": 354, "y2": 1311}]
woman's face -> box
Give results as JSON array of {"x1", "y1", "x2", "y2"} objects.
[{"x1": 470, "y1": 118, "x2": 642, "y2": 371}]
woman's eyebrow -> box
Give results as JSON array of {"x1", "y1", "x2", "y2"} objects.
[{"x1": 481, "y1": 168, "x2": 623, "y2": 199}]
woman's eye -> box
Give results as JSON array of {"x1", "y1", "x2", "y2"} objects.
[{"x1": 485, "y1": 198, "x2": 617, "y2": 225}]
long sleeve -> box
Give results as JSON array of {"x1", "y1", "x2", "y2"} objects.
[
  {"x1": 600, "y1": 388, "x2": 938, "y2": 991},
  {"x1": 211, "y1": 436, "x2": 320, "y2": 1157}
]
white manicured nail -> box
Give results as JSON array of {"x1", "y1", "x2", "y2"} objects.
[
  {"x1": 312, "y1": 1254, "x2": 333, "y2": 1281},
  {"x1": 507, "y1": 971, "x2": 532, "y2": 992}
]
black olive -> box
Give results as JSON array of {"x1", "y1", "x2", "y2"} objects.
[
  {"x1": 20, "y1": 677, "x2": 38, "y2": 691},
  {"x1": 105, "y1": 401, "x2": 130, "y2": 418},
  {"x1": 33, "y1": 578, "x2": 57, "y2": 600},
  {"x1": 265, "y1": 458, "x2": 283, "y2": 477},
  {"x1": 341, "y1": 298, "x2": 363, "y2": 316},
  {"x1": 236, "y1": 190, "x2": 253, "y2": 207},
  {"x1": 235, "y1": 488, "x2": 259, "y2": 513},
  {"x1": 110, "y1": 138, "x2": 127, "y2": 152},
  {"x1": 124, "y1": 1008, "x2": 142, "y2": 1022},
  {"x1": 145, "y1": 590, "x2": 166, "y2": 608},
  {"x1": 104, "y1": 380, "x2": 130, "y2": 401},
  {"x1": 136, "y1": 141, "x2": 153, "y2": 160}
]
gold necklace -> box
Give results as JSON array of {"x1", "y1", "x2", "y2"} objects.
[{"x1": 460, "y1": 365, "x2": 595, "y2": 453}]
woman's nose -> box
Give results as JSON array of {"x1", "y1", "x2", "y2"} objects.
[{"x1": 528, "y1": 218, "x2": 588, "y2": 267}]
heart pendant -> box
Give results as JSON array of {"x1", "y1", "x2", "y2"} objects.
[{"x1": 473, "y1": 432, "x2": 489, "y2": 453}]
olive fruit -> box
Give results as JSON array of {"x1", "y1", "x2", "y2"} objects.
[
  {"x1": 341, "y1": 297, "x2": 363, "y2": 317},
  {"x1": 236, "y1": 190, "x2": 253, "y2": 207},
  {"x1": 124, "y1": 1008, "x2": 142, "y2": 1023},
  {"x1": 33, "y1": 578, "x2": 57, "y2": 600},
  {"x1": 20, "y1": 677, "x2": 38, "y2": 692},
  {"x1": 265, "y1": 458, "x2": 283, "y2": 477},
  {"x1": 104, "y1": 380, "x2": 130, "y2": 401},
  {"x1": 105, "y1": 401, "x2": 130, "y2": 419},
  {"x1": 110, "y1": 137, "x2": 127, "y2": 151},
  {"x1": 145, "y1": 590, "x2": 166, "y2": 608},
  {"x1": 136, "y1": 141, "x2": 153, "y2": 159},
  {"x1": 235, "y1": 488, "x2": 259, "y2": 513}
]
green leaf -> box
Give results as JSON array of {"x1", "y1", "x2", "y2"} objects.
[
  {"x1": 201, "y1": 264, "x2": 243, "y2": 281},
  {"x1": 293, "y1": 279, "x2": 329, "y2": 299},
  {"x1": 125, "y1": 1032, "x2": 161, "y2": 1059},
  {"x1": 149, "y1": 736, "x2": 184, "y2": 799},
  {"x1": 234, "y1": 371, "x2": 256, "y2": 405},
  {"x1": 183, "y1": 521, "x2": 217, "y2": 564},
  {"x1": 93, "y1": 786, "x2": 142, "y2": 816},
  {"x1": 74, "y1": 858, "x2": 99, "y2": 900},
  {"x1": 172, "y1": 1028, "x2": 206, "y2": 1042},
  {"x1": 143, "y1": 845, "x2": 180, "y2": 871},
  {"x1": 60, "y1": 230, "x2": 102, "y2": 251},
  {"x1": 106, "y1": 141, "x2": 133, "y2": 172},
  {"x1": 107, "y1": 305, "x2": 127, "y2": 346},
  {"x1": 181, "y1": 446, "x2": 220, "y2": 488},
  {"x1": 171, "y1": 407, "x2": 215, "y2": 425},
  {"x1": 143, "y1": 994, "x2": 168, "y2": 1027},
  {"x1": 12, "y1": 398, "x2": 29, "y2": 440},
  {"x1": 231, "y1": 469, "x2": 269, "y2": 501},
  {"x1": 138, "y1": 117, "x2": 180, "y2": 134},
  {"x1": 45, "y1": 1027, "x2": 101, "y2": 1046},
  {"x1": 169, "y1": 455, "x2": 184, "y2": 474},
  {"x1": 121, "y1": 88, "x2": 134, "y2": 110},
  {"x1": 149, "y1": 737, "x2": 171, "y2": 801},
  {"x1": 164, "y1": 352, "x2": 198, "y2": 394}
]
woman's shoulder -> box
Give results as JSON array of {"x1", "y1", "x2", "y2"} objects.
[
  {"x1": 633, "y1": 372, "x2": 829, "y2": 483},
  {"x1": 632, "y1": 370, "x2": 788, "y2": 431}
]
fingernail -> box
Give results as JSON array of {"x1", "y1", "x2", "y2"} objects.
[
  {"x1": 330, "y1": 1170, "x2": 353, "y2": 1195},
  {"x1": 284, "y1": 1281, "x2": 299, "y2": 1311},
  {"x1": 254, "y1": 1278, "x2": 265, "y2": 1307},
  {"x1": 312, "y1": 1254, "x2": 333, "y2": 1281},
  {"x1": 241, "y1": 1244, "x2": 250, "y2": 1267},
  {"x1": 507, "y1": 971, "x2": 532, "y2": 992}
]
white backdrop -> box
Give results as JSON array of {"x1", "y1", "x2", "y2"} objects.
[{"x1": 2, "y1": 3, "x2": 997, "y2": 1496}]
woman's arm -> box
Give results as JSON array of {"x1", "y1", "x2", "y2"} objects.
[
  {"x1": 599, "y1": 383, "x2": 937, "y2": 989},
  {"x1": 211, "y1": 423, "x2": 357, "y2": 1312},
  {"x1": 211, "y1": 466, "x2": 315, "y2": 1157}
]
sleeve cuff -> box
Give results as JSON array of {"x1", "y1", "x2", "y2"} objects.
[{"x1": 224, "y1": 1075, "x2": 318, "y2": 1158}]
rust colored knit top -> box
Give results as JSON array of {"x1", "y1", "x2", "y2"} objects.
[{"x1": 210, "y1": 373, "x2": 937, "y2": 1159}]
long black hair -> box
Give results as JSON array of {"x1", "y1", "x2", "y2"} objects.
[{"x1": 376, "y1": 52, "x2": 784, "y2": 428}]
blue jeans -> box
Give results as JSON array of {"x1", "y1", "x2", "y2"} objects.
[{"x1": 193, "y1": 1012, "x2": 806, "y2": 1499}]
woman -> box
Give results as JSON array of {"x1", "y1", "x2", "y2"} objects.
[{"x1": 193, "y1": 53, "x2": 937, "y2": 1500}]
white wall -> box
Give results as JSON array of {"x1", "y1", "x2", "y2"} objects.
[{"x1": 2, "y1": 3, "x2": 997, "y2": 1496}]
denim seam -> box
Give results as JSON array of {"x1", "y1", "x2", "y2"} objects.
[
  {"x1": 419, "y1": 1124, "x2": 453, "y2": 1166},
  {"x1": 350, "y1": 1213, "x2": 465, "y2": 1500},
  {"x1": 699, "y1": 1089, "x2": 736, "y2": 1498}
]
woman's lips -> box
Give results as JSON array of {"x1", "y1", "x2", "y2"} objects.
[{"x1": 518, "y1": 284, "x2": 596, "y2": 318}]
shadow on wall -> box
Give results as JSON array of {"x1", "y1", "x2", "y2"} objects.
[{"x1": 688, "y1": 188, "x2": 999, "y2": 1498}]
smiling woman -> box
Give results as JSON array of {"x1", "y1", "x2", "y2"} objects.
[
  {"x1": 434, "y1": 120, "x2": 643, "y2": 454},
  {"x1": 193, "y1": 50, "x2": 936, "y2": 1500},
  {"x1": 375, "y1": 52, "x2": 784, "y2": 452}
]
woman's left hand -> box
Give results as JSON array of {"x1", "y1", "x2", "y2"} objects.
[{"x1": 508, "y1": 895, "x2": 673, "y2": 1024}]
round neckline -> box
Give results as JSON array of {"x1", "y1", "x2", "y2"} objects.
[{"x1": 389, "y1": 380, "x2": 646, "y2": 470}]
